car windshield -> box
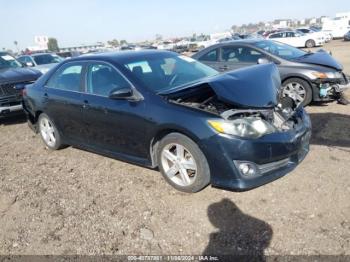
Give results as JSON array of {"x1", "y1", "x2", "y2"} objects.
[
  {"x1": 253, "y1": 40, "x2": 307, "y2": 60},
  {"x1": 33, "y1": 54, "x2": 63, "y2": 65},
  {"x1": 0, "y1": 53, "x2": 22, "y2": 69},
  {"x1": 123, "y1": 54, "x2": 218, "y2": 92}
]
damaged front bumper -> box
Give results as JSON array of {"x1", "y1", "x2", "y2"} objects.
[
  {"x1": 312, "y1": 74, "x2": 350, "y2": 101},
  {"x1": 201, "y1": 108, "x2": 312, "y2": 191}
]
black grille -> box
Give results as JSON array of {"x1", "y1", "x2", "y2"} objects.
[
  {"x1": 0, "y1": 81, "x2": 32, "y2": 97},
  {"x1": 0, "y1": 84, "x2": 21, "y2": 96}
]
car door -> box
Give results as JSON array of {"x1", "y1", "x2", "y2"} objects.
[
  {"x1": 43, "y1": 62, "x2": 88, "y2": 143},
  {"x1": 219, "y1": 45, "x2": 267, "y2": 71},
  {"x1": 196, "y1": 48, "x2": 223, "y2": 71},
  {"x1": 81, "y1": 61, "x2": 148, "y2": 159},
  {"x1": 285, "y1": 32, "x2": 302, "y2": 47}
]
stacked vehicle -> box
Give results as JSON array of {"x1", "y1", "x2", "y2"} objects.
[{"x1": 0, "y1": 52, "x2": 42, "y2": 118}]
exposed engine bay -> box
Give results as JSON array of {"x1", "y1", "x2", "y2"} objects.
[{"x1": 166, "y1": 83, "x2": 301, "y2": 133}]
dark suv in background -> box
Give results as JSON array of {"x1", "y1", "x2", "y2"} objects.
[
  {"x1": 193, "y1": 40, "x2": 350, "y2": 106},
  {"x1": 0, "y1": 52, "x2": 42, "y2": 118}
]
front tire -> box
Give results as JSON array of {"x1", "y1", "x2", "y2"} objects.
[
  {"x1": 157, "y1": 133, "x2": 210, "y2": 193},
  {"x1": 38, "y1": 113, "x2": 63, "y2": 150},
  {"x1": 305, "y1": 39, "x2": 316, "y2": 48},
  {"x1": 282, "y1": 78, "x2": 313, "y2": 106}
]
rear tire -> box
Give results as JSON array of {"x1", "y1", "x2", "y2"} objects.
[
  {"x1": 38, "y1": 113, "x2": 64, "y2": 150},
  {"x1": 305, "y1": 39, "x2": 316, "y2": 48},
  {"x1": 157, "y1": 133, "x2": 210, "y2": 193},
  {"x1": 282, "y1": 78, "x2": 313, "y2": 106}
]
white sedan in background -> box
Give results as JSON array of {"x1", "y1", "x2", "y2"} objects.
[
  {"x1": 296, "y1": 28, "x2": 332, "y2": 42},
  {"x1": 267, "y1": 31, "x2": 325, "y2": 48}
]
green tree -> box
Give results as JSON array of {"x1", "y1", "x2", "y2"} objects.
[
  {"x1": 107, "y1": 39, "x2": 119, "y2": 47},
  {"x1": 120, "y1": 40, "x2": 128, "y2": 45},
  {"x1": 47, "y1": 38, "x2": 59, "y2": 52},
  {"x1": 13, "y1": 41, "x2": 19, "y2": 52}
]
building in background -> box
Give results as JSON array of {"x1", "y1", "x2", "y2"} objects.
[{"x1": 336, "y1": 12, "x2": 350, "y2": 19}]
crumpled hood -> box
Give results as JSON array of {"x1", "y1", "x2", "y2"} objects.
[
  {"x1": 292, "y1": 51, "x2": 343, "y2": 71},
  {"x1": 0, "y1": 67, "x2": 42, "y2": 85},
  {"x1": 161, "y1": 63, "x2": 281, "y2": 109}
]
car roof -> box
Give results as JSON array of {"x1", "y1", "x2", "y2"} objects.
[
  {"x1": 197, "y1": 39, "x2": 266, "y2": 49},
  {"x1": 31, "y1": 53, "x2": 56, "y2": 57},
  {"x1": 68, "y1": 50, "x2": 176, "y2": 63}
]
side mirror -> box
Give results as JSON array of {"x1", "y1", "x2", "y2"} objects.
[
  {"x1": 109, "y1": 88, "x2": 133, "y2": 100},
  {"x1": 26, "y1": 62, "x2": 34, "y2": 67},
  {"x1": 257, "y1": 58, "x2": 270, "y2": 64}
]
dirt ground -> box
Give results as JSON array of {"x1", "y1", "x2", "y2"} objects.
[{"x1": 0, "y1": 40, "x2": 349, "y2": 256}]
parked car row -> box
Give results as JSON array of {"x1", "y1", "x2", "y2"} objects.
[{"x1": 1, "y1": 42, "x2": 348, "y2": 193}]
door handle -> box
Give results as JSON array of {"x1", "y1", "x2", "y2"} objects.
[
  {"x1": 219, "y1": 65, "x2": 229, "y2": 71},
  {"x1": 43, "y1": 93, "x2": 49, "y2": 101}
]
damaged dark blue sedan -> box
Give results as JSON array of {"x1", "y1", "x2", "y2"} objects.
[{"x1": 23, "y1": 51, "x2": 311, "y2": 193}]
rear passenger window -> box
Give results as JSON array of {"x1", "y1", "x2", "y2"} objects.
[
  {"x1": 199, "y1": 49, "x2": 218, "y2": 62},
  {"x1": 269, "y1": 33, "x2": 283, "y2": 39},
  {"x1": 221, "y1": 47, "x2": 241, "y2": 62},
  {"x1": 221, "y1": 46, "x2": 264, "y2": 63},
  {"x1": 46, "y1": 64, "x2": 83, "y2": 92}
]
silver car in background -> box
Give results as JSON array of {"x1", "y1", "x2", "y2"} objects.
[{"x1": 17, "y1": 53, "x2": 63, "y2": 74}]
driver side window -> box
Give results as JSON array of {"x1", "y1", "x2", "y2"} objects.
[{"x1": 87, "y1": 63, "x2": 131, "y2": 97}]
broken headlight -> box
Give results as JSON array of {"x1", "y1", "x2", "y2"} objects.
[
  {"x1": 311, "y1": 71, "x2": 343, "y2": 79},
  {"x1": 208, "y1": 117, "x2": 277, "y2": 139}
]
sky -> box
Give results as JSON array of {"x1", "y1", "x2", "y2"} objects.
[{"x1": 1, "y1": 0, "x2": 350, "y2": 50}]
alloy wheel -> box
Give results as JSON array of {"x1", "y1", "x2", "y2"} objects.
[
  {"x1": 282, "y1": 82, "x2": 306, "y2": 105},
  {"x1": 40, "y1": 116, "x2": 57, "y2": 148},
  {"x1": 161, "y1": 143, "x2": 197, "y2": 187}
]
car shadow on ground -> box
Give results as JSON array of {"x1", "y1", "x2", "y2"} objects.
[
  {"x1": 309, "y1": 112, "x2": 350, "y2": 148},
  {"x1": 203, "y1": 198, "x2": 272, "y2": 260},
  {"x1": 0, "y1": 114, "x2": 27, "y2": 126}
]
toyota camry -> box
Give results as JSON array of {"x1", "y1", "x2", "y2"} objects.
[{"x1": 23, "y1": 50, "x2": 311, "y2": 193}]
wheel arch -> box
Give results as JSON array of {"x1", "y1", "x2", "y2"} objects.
[
  {"x1": 281, "y1": 75, "x2": 315, "y2": 105},
  {"x1": 305, "y1": 39, "x2": 316, "y2": 47},
  {"x1": 281, "y1": 75, "x2": 313, "y2": 92},
  {"x1": 149, "y1": 128, "x2": 200, "y2": 168},
  {"x1": 34, "y1": 110, "x2": 43, "y2": 123}
]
